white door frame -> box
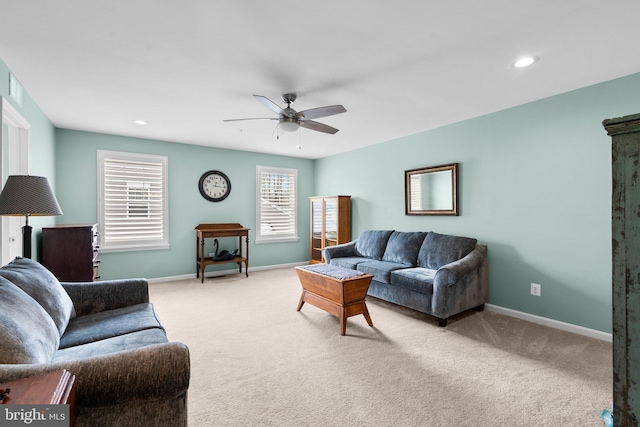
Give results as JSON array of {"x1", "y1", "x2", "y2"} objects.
[{"x1": 0, "y1": 97, "x2": 31, "y2": 264}]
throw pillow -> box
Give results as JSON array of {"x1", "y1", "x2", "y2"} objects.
[
  {"x1": 417, "y1": 232, "x2": 477, "y2": 270},
  {"x1": 0, "y1": 276, "x2": 59, "y2": 363},
  {"x1": 0, "y1": 257, "x2": 75, "y2": 336},
  {"x1": 382, "y1": 231, "x2": 428, "y2": 266},
  {"x1": 355, "y1": 230, "x2": 394, "y2": 260}
]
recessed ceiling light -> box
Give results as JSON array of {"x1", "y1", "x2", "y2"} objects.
[
  {"x1": 513, "y1": 56, "x2": 538, "y2": 68},
  {"x1": 134, "y1": 120, "x2": 148, "y2": 125}
]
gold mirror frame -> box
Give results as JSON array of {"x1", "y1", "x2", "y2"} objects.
[{"x1": 405, "y1": 163, "x2": 458, "y2": 216}]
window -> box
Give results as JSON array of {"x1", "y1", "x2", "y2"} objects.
[
  {"x1": 126, "y1": 181, "x2": 151, "y2": 218},
  {"x1": 97, "y1": 150, "x2": 169, "y2": 252},
  {"x1": 256, "y1": 165, "x2": 298, "y2": 243}
]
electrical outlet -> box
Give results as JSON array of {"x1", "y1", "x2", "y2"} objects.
[{"x1": 531, "y1": 283, "x2": 541, "y2": 297}]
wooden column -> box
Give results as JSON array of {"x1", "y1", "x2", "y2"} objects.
[{"x1": 603, "y1": 113, "x2": 640, "y2": 426}]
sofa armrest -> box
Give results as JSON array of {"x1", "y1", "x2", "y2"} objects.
[
  {"x1": 434, "y1": 245, "x2": 487, "y2": 287},
  {"x1": 62, "y1": 279, "x2": 149, "y2": 317},
  {"x1": 431, "y1": 244, "x2": 489, "y2": 320},
  {"x1": 0, "y1": 342, "x2": 190, "y2": 407},
  {"x1": 322, "y1": 240, "x2": 358, "y2": 264}
]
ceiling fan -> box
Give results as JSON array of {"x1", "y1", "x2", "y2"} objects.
[{"x1": 223, "y1": 93, "x2": 346, "y2": 134}]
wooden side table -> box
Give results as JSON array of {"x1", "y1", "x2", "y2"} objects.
[
  {"x1": 195, "y1": 223, "x2": 250, "y2": 283},
  {"x1": 0, "y1": 370, "x2": 76, "y2": 426}
]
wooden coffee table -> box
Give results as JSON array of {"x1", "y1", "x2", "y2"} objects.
[{"x1": 296, "y1": 264, "x2": 374, "y2": 336}]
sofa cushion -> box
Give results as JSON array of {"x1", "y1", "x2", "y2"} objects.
[
  {"x1": 382, "y1": 231, "x2": 427, "y2": 266},
  {"x1": 59, "y1": 303, "x2": 164, "y2": 349},
  {"x1": 390, "y1": 268, "x2": 436, "y2": 295},
  {"x1": 356, "y1": 260, "x2": 407, "y2": 284},
  {"x1": 417, "y1": 232, "x2": 478, "y2": 270},
  {"x1": 0, "y1": 257, "x2": 75, "y2": 336},
  {"x1": 329, "y1": 257, "x2": 371, "y2": 270},
  {"x1": 54, "y1": 328, "x2": 168, "y2": 363},
  {"x1": 355, "y1": 230, "x2": 394, "y2": 260},
  {"x1": 0, "y1": 276, "x2": 59, "y2": 363}
]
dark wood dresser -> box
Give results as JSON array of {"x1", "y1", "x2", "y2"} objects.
[{"x1": 42, "y1": 224, "x2": 100, "y2": 282}]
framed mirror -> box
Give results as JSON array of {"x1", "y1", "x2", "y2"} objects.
[{"x1": 405, "y1": 163, "x2": 458, "y2": 216}]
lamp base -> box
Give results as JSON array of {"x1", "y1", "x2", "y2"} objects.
[{"x1": 22, "y1": 224, "x2": 32, "y2": 258}]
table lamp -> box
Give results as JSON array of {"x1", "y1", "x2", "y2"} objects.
[{"x1": 0, "y1": 175, "x2": 63, "y2": 258}]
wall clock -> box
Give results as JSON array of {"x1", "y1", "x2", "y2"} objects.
[{"x1": 198, "y1": 170, "x2": 231, "y2": 202}]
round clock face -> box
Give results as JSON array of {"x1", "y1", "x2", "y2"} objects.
[{"x1": 198, "y1": 170, "x2": 231, "y2": 202}]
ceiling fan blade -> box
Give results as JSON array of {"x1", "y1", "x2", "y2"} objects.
[
  {"x1": 253, "y1": 95, "x2": 285, "y2": 116},
  {"x1": 297, "y1": 105, "x2": 346, "y2": 120},
  {"x1": 299, "y1": 120, "x2": 340, "y2": 134},
  {"x1": 223, "y1": 117, "x2": 278, "y2": 122}
]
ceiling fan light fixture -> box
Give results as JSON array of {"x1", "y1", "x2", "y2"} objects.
[{"x1": 278, "y1": 117, "x2": 299, "y2": 132}]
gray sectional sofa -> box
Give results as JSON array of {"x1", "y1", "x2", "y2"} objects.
[
  {"x1": 323, "y1": 230, "x2": 488, "y2": 326},
  {"x1": 0, "y1": 257, "x2": 189, "y2": 427}
]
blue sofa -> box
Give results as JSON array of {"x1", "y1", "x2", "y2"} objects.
[
  {"x1": 322, "y1": 230, "x2": 488, "y2": 326},
  {"x1": 0, "y1": 257, "x2": 190, "y2": 427}
]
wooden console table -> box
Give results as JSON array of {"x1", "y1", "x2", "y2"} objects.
[{"x1": 195, "y1": 223, "x2": 250, "y2": 283}]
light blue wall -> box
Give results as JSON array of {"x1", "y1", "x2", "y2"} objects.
[
  {"x1": 0, "y1": 58, "x2": 57, "y2": 256},
  {"x1": 315, "y1": 72, "x2": 640, "y2": 333},
  {"x1": 54, "y1": 129, "x2": 315, "y2": 280}
]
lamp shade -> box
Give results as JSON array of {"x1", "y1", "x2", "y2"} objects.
[{"x1": 0, "y1": 175, "x2": 63, "y2": 216}]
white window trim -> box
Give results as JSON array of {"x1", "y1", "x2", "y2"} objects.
[
  {"x1": 255, "y1": 165, "x2": 299, "y2": 244},
  {"x1": 97, "y1": 150, "x2": 170, "y2": 252}
]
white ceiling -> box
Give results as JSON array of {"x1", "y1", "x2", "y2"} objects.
[{"x1": 1, "y1": 1, "x2": 639, "y2": 159}]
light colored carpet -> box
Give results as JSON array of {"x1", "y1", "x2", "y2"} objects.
[{"x1": 149, "y1": 267, "x2": 612, "y2": 427}]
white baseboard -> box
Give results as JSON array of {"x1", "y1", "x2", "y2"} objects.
[
  {"x1": 147, "y1": 261, "x2": 307, "y2": 284},
  {"x1": 485, "y1": 304, "x2": 612, "y2": 342}
]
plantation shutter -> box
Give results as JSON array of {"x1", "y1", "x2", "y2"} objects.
[
  {"x1": 98, "y1": 150, "x2": 169, "y2": 250},
  {"x1": 256, "y1": 166, "x2": 298, "y2": 241}
]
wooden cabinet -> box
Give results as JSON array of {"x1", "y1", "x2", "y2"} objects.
[
  {"x1": 603, "y1": 113, "x2": 640, "y2": 424},
  {"x1": 309, "y1": 196, "x2": 351, "y2": 264},
  {"x1": 42, "y1": 224, "x2": 100, "y2": 282}
]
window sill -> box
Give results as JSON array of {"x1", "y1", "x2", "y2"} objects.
[
  {"x1": 255, "y1": 236, "x2": 299, "y2": 244},
  {"x1": 99, "y1": 243, "x2": 170, "y2": 253}
]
